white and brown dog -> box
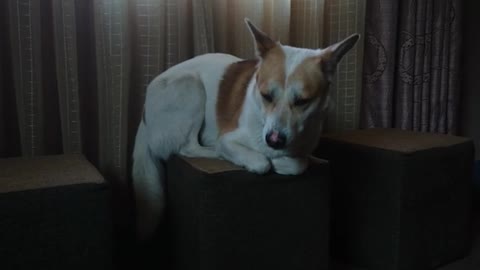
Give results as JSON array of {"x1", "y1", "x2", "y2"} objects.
[{"x1": 132, "y1": 18, "x2": 360, "y2": 240}]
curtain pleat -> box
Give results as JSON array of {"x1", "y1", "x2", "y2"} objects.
[
  {"x1": 263, "y1": 0, "x2": 291, "y2": 44},
  {"x1": 93, "y1": 0, "x2": 131, "y2": 185},
  {"x1": 192, "y1": 0, "x2": 215, "y2": 55},
  {"x1": 290, "y1": 0, "x2": 326, "y2": 48},
  {"x1": 8, "y1": 0, "x2": 44, "y2": 156},
  {"x1": 52, "y1": 0, "x2": 82, "y2": 154}
]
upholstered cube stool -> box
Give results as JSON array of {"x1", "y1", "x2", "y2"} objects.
[
  {"x1": 314, "y1": 128, "x2": 474, "y2": 270},
  {"x1": 0, "y1": 154, "x2": 112, "y2": 270},
  {"x1": 165, "y1": 155, "x2": 331, "y2": 270}
]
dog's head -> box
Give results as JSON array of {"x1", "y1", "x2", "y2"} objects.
[{"x1": 245, "y1": 19, "x2": 359, "y2": 150}]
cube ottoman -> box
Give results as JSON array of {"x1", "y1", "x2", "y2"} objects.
[
  {"x1": 315, "y1": 128, "x2": 474, "y2": 270},
  {"x1": 0, "y1": 154, "x2": 113, "y2": 270},
  {"x1": 165, "y1": 155, "x2": 331, "y2": 270}
]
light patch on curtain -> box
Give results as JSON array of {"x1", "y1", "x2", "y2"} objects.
[
  {"x1": 290, "y1": 0, "x2": 325, "y2": 48},
  {"x1": 8, "y1": 0, "x2": 43, "y2": 156},
  {"x1": 52, "y1": 0, "x2": 82, "y2": 154},
  {"x1": 325, "y1": 0, "x2": 366, "y2": 132},
  {"x1": 94, "y1": 0, "x2": 130, "y2": 182}
]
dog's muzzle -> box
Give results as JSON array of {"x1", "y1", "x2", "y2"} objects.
[{"x1": 265, "y1": 131, "x2": 287, "y2": 149}]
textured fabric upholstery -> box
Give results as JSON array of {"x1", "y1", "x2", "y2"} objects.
[
  {"x1": 165, "y1": 155, "x2": 331, "y2": 270},
  {"x1": 0, "y1": 154, "x2": 112, "y2": 270}
]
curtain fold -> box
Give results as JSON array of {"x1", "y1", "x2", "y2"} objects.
[
  {"x1": 361, "y1": 0, "x2": 462, "y2": 134},
  {"x1": 8, "y1": 0, "x2": 45, "y2": 156},
  {"x1": 290, "y1": 0, "x2": 326, "y2": 49},
  {"x1": 52, "y1": 0, "x2": 82, "y2": 154},
  {"x1": 0, "y1": 0, "x2": 366, "y2": 191},
  {"x1": 93, "y1": 0, "x2": 131, "y2": 185}
]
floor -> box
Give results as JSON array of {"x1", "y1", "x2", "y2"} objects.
[
  {"x1": 125, "y1": 202, "x2": 480, "y2": 270},
  {"x1": 334, "y1": 209, "x2": 480, "y2": 270}
]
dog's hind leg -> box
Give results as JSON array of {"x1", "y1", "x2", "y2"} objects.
[
  {"x1": 179, "y1": 120, "x2": 218, "y2": 159},
  {"x1": 174, "y1": 75, "x2": 218, "y2": 159},
  {"x1": 180, "y1": 143, "x2": 218, "y2": 158}
]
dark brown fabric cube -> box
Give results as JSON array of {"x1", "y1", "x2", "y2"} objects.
[
  {"x1": 165, "y1": 155, "x2": 331, "y2": 270},
  {"x1": 314, "y1": 128, "x2": 474, "y2": 270},
  {"x1": 0, "y1": 154, "x2": 112, "y2": 270}
]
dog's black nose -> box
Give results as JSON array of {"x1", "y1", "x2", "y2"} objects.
[{"x1": 265, "y1": 131, "x2": 287, "y2": 149}]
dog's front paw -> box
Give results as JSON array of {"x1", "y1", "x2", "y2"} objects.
[
  {"x1": 244, "y1": 155, "x2": 271, "y2": 174},
  {"x1": 272, "y1": 156, "x2": 309, "y2": 175}
]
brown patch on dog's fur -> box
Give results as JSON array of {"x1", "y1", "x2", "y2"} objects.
[
  {"x1": 287, "y1": 56, "x2": 329, "y2": 101},
  {"x1": 216, "y1": 59, "x2": 259, "y2": 135},
  {"x1": 256, "y1": 46, "x2": 286, "y2": 112},
  {"x1": 256, "y1": 46, "x2": 286, "y2": 92}
]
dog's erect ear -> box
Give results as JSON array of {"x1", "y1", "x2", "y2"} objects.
[
  {"x1": 244, "y1": 18, "x2": 277, "y2": 58},
  {"x1": 319, "y1": 34, "x2": 360, "y2": 82}
]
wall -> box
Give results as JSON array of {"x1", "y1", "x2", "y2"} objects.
[
  {"x1": 462, "y1": 1, "x2": 480, "y2": 204},
  {"x1": 461, "y1": 1, "x2": 480, "y2": 160}
]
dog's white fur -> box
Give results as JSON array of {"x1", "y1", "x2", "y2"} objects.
[{"x1": 132, "y1": 19, "x2": 359, "y2": 241}]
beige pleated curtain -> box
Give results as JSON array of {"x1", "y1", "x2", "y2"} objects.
[{"x1": 0, "y1": 0, "x2": 365, "y2": 190}]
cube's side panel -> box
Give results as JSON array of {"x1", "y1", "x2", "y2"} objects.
[
  {"x1": 315, "y1": 139, "x2": 404, "y2": 270},
  {"x1": 166, "y1": 156, "x2": 204, "y2": 270},
  {"x1": 167, "y1": 155, "x2": 332, "y2": 270},
  {"x1": 398, "y1": 141, "x2": 475, "y2": 270}
]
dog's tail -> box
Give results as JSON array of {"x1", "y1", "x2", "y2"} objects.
[{"x1": 132, "y1": 121, "x2": 165, "y2": 242}]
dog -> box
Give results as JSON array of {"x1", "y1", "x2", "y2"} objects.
[{"x1": 132, "y1": 18, "x2": 360, "y2": 241}]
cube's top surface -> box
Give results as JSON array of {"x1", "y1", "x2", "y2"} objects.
[
  {"x1": 179, "y1": 156, "x2": 328, "y2": 175},
  {"x1": 180, "y1": 157, "x2": 244, "y2": 174},
  {"x1": 321, "y1": 128, "x2": 471, "y2": 153},
  {"x1": 0, "y1": 154, "x2": 105, "y2": 193}
]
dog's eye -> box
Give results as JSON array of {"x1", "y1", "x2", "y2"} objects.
[
  {"x1": 294, "y1": 97, "x2": 311, "y2": 106},
  {"x1": 261, "y1": 93, "x2": 273, "y2": 103}
]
